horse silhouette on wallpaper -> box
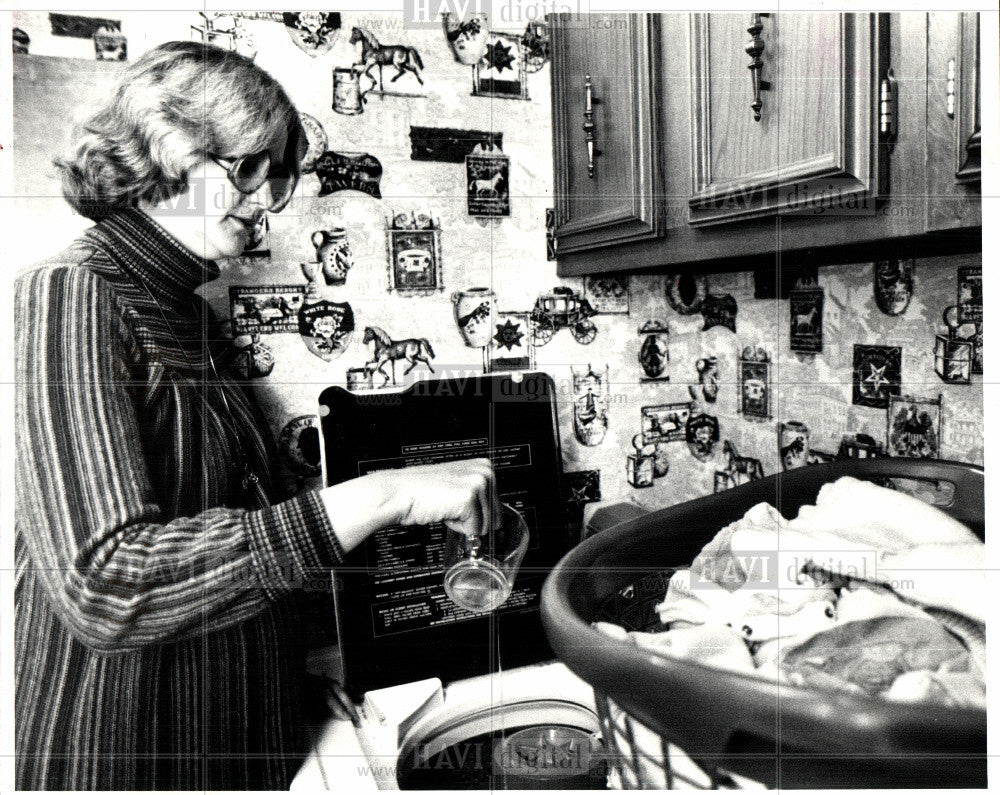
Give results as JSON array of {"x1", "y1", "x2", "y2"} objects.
[
  {"x1": 469, "y1": 169, "x2": 503, "y2": 198},
  {"x1": 363, "y1": 325, "x2": 435, "y2": 386},
  {"x1": 793, "y1": 305, "x2": 818, "y2": 334},
  {"x1": 350, "y1": 27, "x2": 424, "y2": 94}
]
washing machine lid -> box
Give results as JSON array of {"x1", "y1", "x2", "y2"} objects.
[{"x1": 319, "y1": 373, "x2": 568, "y2": 697}]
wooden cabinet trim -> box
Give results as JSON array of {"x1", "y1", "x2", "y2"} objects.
[{"x1": 955, "y1": 12, "x2": 981, "y2": 183}]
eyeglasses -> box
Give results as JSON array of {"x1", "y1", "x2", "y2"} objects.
[{"x1": 209, "y1": 148, "x2": 298, "y2": 213}]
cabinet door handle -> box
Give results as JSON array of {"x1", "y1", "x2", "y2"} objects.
[
  {"x1": 880, "y1": 68, "x2": 898, "y2": 147},
  {"x1": 582, "y1": 74, "x2": 599, "y2": 178},
  {"x1": 746, "y1": 13, "x2": 772, "y2": 122},
  {"x1": 946, "y1": 58, "x2": 956, "y2": 118}
]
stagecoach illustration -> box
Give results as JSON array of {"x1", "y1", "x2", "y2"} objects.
[{"x1": 530, "y1": 286, "x2": 598, "y2": 345}]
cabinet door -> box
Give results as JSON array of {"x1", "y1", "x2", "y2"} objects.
[
  {"x1": 550, "y1": 14, "x2": 663, "y2": 254},
  {"x1": 926, "y1": 12, "x2": 981, "y2": 231},
  {"x1": 688, "y1": 13, "x2": 889, "y2": 225}
]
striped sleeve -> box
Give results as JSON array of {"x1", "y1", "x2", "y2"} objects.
[{"x1": 14, "y1": 266, "x2": 344, "y2": 654}]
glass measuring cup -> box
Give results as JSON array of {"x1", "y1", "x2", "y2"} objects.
[{"x1": 443, "y1": 503, "x2": 529, "y2": 613}]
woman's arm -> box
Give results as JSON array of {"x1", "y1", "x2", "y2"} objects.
[
  {"x1": 14, "y1": 266, "x2": 340, "y2": 652},
  {"x1": 16, "y1": 266, "x2": 499, "y2": 653}
]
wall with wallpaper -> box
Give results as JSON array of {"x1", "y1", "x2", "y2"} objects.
[{"x1": 10, "y1": 10, "x2": 984, "y2": 531}]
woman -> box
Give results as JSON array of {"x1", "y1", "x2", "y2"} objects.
[{"x1": 14, "y1": 41, "x2": 498, "y2": 790}]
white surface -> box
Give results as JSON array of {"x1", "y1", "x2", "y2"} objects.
[{"x1": 291, "y1": 660, "x2": 596, "y2": 790}]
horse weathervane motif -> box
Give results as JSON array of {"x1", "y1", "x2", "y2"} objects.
[
  {"x1": 363, "y1": 325, "x2": 435, "y2": 386},
  {"x1": 350, "y1": 26, "x2": 424, "y2": 95}
]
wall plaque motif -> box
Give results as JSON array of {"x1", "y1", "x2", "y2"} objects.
[
  {"x1": 442, "y1": 12, "x2": 490, "y2": 64},
  {"x1": 738, "y1": 346, "x2": 771, "y2": 420},
  {"x1": 283, "y1": 12, "x2": 341, "y2": 56},
  {"x1": 466, "y1": 153, "x2": 510, "y2": 217},
  {"x1": 363, "y1": 325, "x2": 435, "y2": 386},
  {"x1": 230, "y1": 285, "x2": 306, "y2": 334},
  {"x1": 303, "y1": 228, "x2": 352, "y2": 286},
  {"x1": 627, "y1": 438, "x2": 655, "y2": 489},
  {"x1": 584, "y1": 274, "x2": 630, "y2": 315},
  {"x1": 315, "y1": 151, "x2": 383, "y2": 198},
  {"x1": 887, "y1": 394, "x2": 943, "y2": 459},
  {"x1": 385, "y1": 214, "x2": 443, "y2": 294},
  {"x1": 852, "y1": 344, "x2": 902, "y2": 408},
  {"x1": 49, "y1": 12, "x2": 119, "y2": 38},
  {"x1": 779, "y1": 421, "x2": 811, "y2": 470},
  {"x1": 691, "y1": 356, "x2": 719, "y2": 403},
  {"x1": 298, "y1": 113, "x2": 328, "y2": 173},
  {"x1": 572, "y1": 365, "x2": 609, "y2": 447},
  {"x1": 641, "y1": 402, "x2": 692, "y2": 445},
  {"x1": 530, "y1": 287, "x2": 598, "y2": 346},
  {"x1": 484, "y1": 312, "x2": 534, "y2": 373},
  {"x1": 231, "y1": 334, "x2": 275, "y2": 379},
  {"x1": 638, "y1": 321, "x2": 669, "y2": 381},
  {"x1": 332, "y1": 68, "x2": 365, "y2": 115},
  {"x1": 350, "y1": 26, "x2": 424, "y2": 95},
  {"x1": 564, "y1": 469, "x2": 601, "y2": 530},
  {"x1": 789, "y1": 287, "x2": 824, "y2": 353},
  {"x1": 754, "y1": 264, "x2": 818, "y2": 299},
  {"x1": 701, "y1": 293, "x2": 737, "y2": 333},
  {"x1": 298, "y1": 299, "x2": 355, "y2": 361},
  {"x1": 473, "y1": 32, "x2": 529, "y2": 100},
  {"x1": 873, "y1": 259, "x2": 913, "y2": 316},
  {"x1": 972, "y1": 323, "x2": 983, "y2": 375},
  {"x1": 957, "y1": 266, "x2": 983, "y2": 323},
  {"x1": 93, "y1": 26, "x2": 126, "y2": 61},
  {"x1": 837, "y1": 433, "x2": 882, "y2": 460},
  {"x1": 279, "y1": 415, "x2": 322, "y2": 478},
  {"x1": 714, "y1": 440, "x2": 764, "y2": 492},
  {"x1": 545, "y1": 207, "x2": 557, "y2": 261},
  {"x1": 665, "y1": 273, "x2": 707, "y2": 315},
  {"x1": 409, "y1": 126, "x2": 502, "y2": 162},
  {"x1": 452, "y1": 287, "x2": 498, "y2": 347},
  {"x1": 935, "y1": 334, "x2": 973, "y2": 384},
  {"x1": 685, "y1": 412, "x2": 720, "y2": 462}
]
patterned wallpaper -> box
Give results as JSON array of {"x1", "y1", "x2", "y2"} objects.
[{"x1": 11, "y1": 11, "x2": 983, "y2": 529}]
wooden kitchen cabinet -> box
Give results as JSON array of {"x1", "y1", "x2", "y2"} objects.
[
  {"x1": 551, "y1": 13, "x2": 981, "y2": 276},
  {"x1": 549, "y1": 14, "x2": 664, "y2": 255},
  {"x1": 687, "y1": 13, "x2": 889, "y2": 225},
  {"x1": 926, "y1": 12, "x2": 981, "y2": 232}
]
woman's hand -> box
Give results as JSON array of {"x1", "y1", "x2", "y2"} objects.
[
  {"x1": 383, "y1": 458, "x2": 500, "y2": 540},
  {"x1": 317, "y1": 458, "x2": 500, "y2": 555}
]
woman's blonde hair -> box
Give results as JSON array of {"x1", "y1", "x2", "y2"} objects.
[{"x1": 56, "y1": 41, "x2": 305, "y2": 219}]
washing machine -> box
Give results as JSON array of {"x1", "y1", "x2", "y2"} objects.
[{"x1": 294, "y1": 374, "x2": 606, "y2": 790}]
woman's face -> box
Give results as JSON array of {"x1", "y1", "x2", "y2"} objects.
[{"x1": 147, "y1": 125, "x2": 290, "y2": 261}]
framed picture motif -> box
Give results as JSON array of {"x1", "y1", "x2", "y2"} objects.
[
  {"x1": 641, "y1": 402, "x2": 692, "y2": 444},
  {"x1": 472, "y1": 32, "x2": 529, "y2": 100},
  {"x1": 853, "y1": 344, "x2": 902, "y2": 409},
  {"x1": 737, "y1": 346, "x2": 772, "y2": 420},
  {"x1": 230, "y1": 285, "x2": 306, "y2": 334},
  {"x1": 385, "y1": 215, "x2": 443, "y2": 294},
  {"x1": 584, "y1": 274, "x2": 630, "y2": 315},
  {"x1": 466, "y1": 153, "x2": 510, "y2": 217},
  {"x1": 957, "y1": 266, "x2": 982, "y2": 323},
  {"x1": 484, "y1": 312, "x2": 535, "y2": 373},
  {"x1": 887, "y1": 394, "x2": 943, "y2": 459},
  {"x1": 789, "y1": 287, "x2": 823, "y2": 353}
]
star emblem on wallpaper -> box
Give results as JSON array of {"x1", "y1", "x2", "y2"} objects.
[
  {"x1": 485, "y1": 40, "x2": 515, "y2": 73},
  {"x1": 852, "y1": 344, "x2": 901, "y2": 409},
  {"x1": 568, "y1": 484, "x2": 591, "y2": 506},
  {"x1": 864, "y1": 363, "x2": 889, "y2": 392},
  {"x1": 494, "y1": 319, "x2": 524, "y2": 351}
]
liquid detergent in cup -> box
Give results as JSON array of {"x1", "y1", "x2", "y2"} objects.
[{"x1": 443, "y1": 504, "x2": 528, "y2": 613}]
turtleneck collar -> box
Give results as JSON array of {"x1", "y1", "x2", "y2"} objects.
[{"x1": 85, "y1": 207, "x2": 221, "y2": 306}]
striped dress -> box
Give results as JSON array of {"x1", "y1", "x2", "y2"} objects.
[{"x1": 14, "y1": 208, "x2": 345, "y2": 790}]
